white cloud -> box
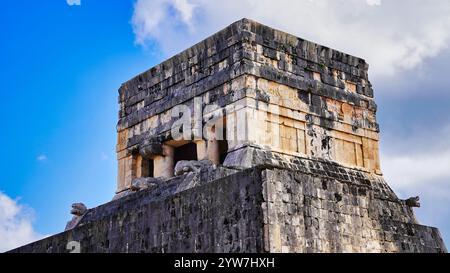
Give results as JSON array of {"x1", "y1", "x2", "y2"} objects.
[
  {"x1": 131, "y1": 0, "x2": 450, "y2": 79},
  {"x1": 0, "y1": 192, "x2": 46, "y2": 252},
  {"x1": 381, "y1": 125, "x2": 450, "y2": 199},
  {"x1": 66, "y1": 0, "x2": 81, "y2": 6},
  {"x1": 382, "y1": 149, "x2": 450, "y2": 196},
  {"x1": 132, "y1": 0, "x2": 196, "y2": 46},
  {"x1": 366, "y1": 0, "x2": 381, "y2": 6},
  {"x1": 36, "y1": 154, "x2": 47, "y2": 162}
]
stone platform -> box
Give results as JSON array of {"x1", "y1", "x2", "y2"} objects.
[{"x1": 10, "y1": 156, "x2": 446, "y2": 253}]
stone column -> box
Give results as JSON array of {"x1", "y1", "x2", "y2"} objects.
[
  {"x1": 135, "y1": 154, "x2": 151, "y2": 178},
  {"x1": 205, "y1": 123, "x2": 221, "y2": 165},
  {"x1": 207, "y1": 139, "x2": 220, "y2": 165},
  {"x1": 196, "y1": 140, "x2": 208, "y2": 160},
  {"x1": 153, "y1": 144, "x2": 174, "y2": 178}
]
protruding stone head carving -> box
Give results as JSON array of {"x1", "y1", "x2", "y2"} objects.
[
  {"x1": 174, "y1": 160, "x2": 213, "y2": 176},
  {"x1": 405, "y1": 196, "x2": 420, "y2": 208},
  {"x1": 130, "y1": 177, "x2": 158, "y2": 192},
  {"x1": 70, "y1": 203, "x2": 88, "y2": 216}
]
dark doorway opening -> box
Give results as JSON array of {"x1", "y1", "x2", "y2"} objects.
[
  {"x1": 218, "y1": 140, "x2": 228, "y2": 164},
  {"x1": 174, "y1": 142, "x2": 198, "y2": 166},
  {"x1": 217, "y1": 120, "x2": 228, "y2": 164},
  {"x1": 147, "y1": 158, "x2": 154, "y2": 178}
]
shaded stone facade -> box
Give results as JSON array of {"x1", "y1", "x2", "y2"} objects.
[{"x1": 10, "y1": 18, "x2": 446, "y2": 253}]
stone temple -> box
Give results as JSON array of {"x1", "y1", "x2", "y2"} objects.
[{"x1": 11, "y1": 19, "x2": 446, "y2": 253}]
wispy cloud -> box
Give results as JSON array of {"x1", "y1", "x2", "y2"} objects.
[
  {"x1": 382, "y1": 149, "x2": 450, "y2": 198},
  {"x1": 381, "y1": 124, "x2": 450, "y2": 195},
  {"x1": 0, "y1": 192, "x2": 46, "y2": 252},
  {"x1": 131, "y1": 0, "x2": 450, "y2": 79},
  {"x1": 36, "y1": 154, "x2": 47, "y2": 162},
  {"x1": 366, "y1": 0, "x2": 381, "y2": 6},
  {"x1": 101, "y1": 152, "x2": 109, "y2": 161},
  {"x1": 66, "y1": 0, "x2": 81, "y2": 6}
]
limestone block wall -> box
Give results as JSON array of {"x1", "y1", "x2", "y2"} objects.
[
  {"x1": 116, "y1": 76, "x2": 252, "y2": 192},
  {"x1": 10, "y1": 165, "x2": 446, "y2": 253},
  {"x1": 261, "y1": 168, "x2": 446, "y2": 253},
  {"x1": 11, "y1": 168, "x2": 265, "y2": 253},
  {"x1": 228, "y1": 93, "x2": 379, "y2": 172},
  {"x1": 231, "y1": 19, "x2": 380, "y2": 173}
]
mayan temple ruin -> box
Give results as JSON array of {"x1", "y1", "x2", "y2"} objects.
[{"x1": 12, "y1": 19, "x2": 446, "y2": 253}]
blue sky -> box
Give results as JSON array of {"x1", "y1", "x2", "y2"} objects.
[
  {"x1": 1, "y1": 0, "x2": 450, "y2": 251},
  {"x1": 0, "y1": 0, "x2": 160, "y2": 249}
]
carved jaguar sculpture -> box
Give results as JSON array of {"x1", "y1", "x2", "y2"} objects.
[
  {"x1": 174, "y1": 160, "x2": 213, "y2": 176},
  {"x1": 405, "y1": 196, "x2": 421, "y2": 208},
  {"x1": 65, "y1": 203, "x2": 88, "y2": 231},
  {"x1": 130, "y1": 177, "x2": 159, "y2": 191}
]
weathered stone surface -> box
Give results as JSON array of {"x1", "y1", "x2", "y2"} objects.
[
  {"x1": 13, "y1": 168, "x2": 265, "y2": 253},
  {"x1": 139, "y1": 142, "x2": 163, "y2": 159},
  {"x1": 261, "y1": 168, "x2": 446, "y2": 253},
  {"x1": 130, "y1": 177, "x2": 159, "y2": 191},
  {"x1": 174, "y1": 159, "x2": 214, "y2": 176},
  {"x1": 11, "y1": 164, "x2": 446, "y2": 253}
]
